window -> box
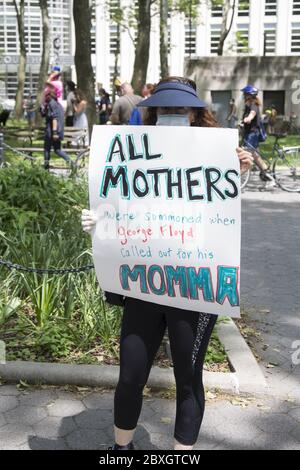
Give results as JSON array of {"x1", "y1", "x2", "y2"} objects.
[
  {"x1": 185, "y1": 21, "x2": 197, "y2": 55},
  {"x1": 7, "y1": 73, "x2": 18, "y2": 99},
  {"x1": 24, "y1": 17, "x2": 42, "y2": 54},
  {"x1": 211, "y1": 1, "x2": 223, "y2": 17},
  {"x1": 0, "y1": 18, "x2": 4, "y2": 51},
  {"x1": 264, "y1": 24, "x2": 276, "y2": 55},
  {"x1": 210, "y1": 25, "x2": 221, "y2": 55},
  {"x1": 4, "y1": 16, "x2": 19, "y2": 54},
  {"x1": 293, "y1": 0, "x2": 300, "y2": 15},
  {"x1": 109, "y1": 25, "x2": 120, "y2": 54},
  {"x1": 167, "y1": 24, "x2": 171, "y2": 53},
  {"x1": 1, "y1": 70, "x2": 39, "y2": 100},
  {"x1": 238, "y1": 0, "x2": 250, "y2": 16},
  {"x1": 263, "y1": 90, "x2": 285, "y2": 115},
  {"x1": 48, "y1": 1, "x2": 72, "y2": 55},
  {"x1": 291, "y1": 23, "x2": 300, "y2": 52},
  {"x1": 51, "y1": 17, "x2": 71, "y2": 55},
  {"x1": 24, "y1": 71, "x2": 39, "y2": 98},
  {"x1": 91, "y1": 24, "x2": 96, "y2": 54},
  {"x1": 109, "y1": 0, "x2": 120, "y2": 55},
  {"x1": 109, "y1": 0, "x2": 120, "y2": 19},
  {"x1": 236, "y1": 25, "x2": 249, "y2": 53},
  {"x1": 91, "y1": 0, "x2": 96, "y2": 54},
  {"x1": 265, "y1": 0, "x2": 277, "y2": 16}
]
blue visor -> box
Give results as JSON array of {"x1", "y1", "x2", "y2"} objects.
[{"x1": 138, "y1": 81, "x2": 207, "y2": 108}]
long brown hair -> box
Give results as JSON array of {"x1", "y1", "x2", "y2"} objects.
[
  {"x1": 245, "y1": 95, "x2": 261, "y2": 107},
  {"x1": 74, "y1": 89, "x2": 86, "y2": 103},
  {"x1": 143, "y1": 76, "x2": 219, "y2": 128}
]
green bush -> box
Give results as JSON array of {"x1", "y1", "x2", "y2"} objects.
[{"x1": 0, "y1": 162, "x2": 226, "y2": 367}]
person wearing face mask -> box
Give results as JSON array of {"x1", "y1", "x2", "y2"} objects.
[{"x1": 82, "y1": 77, "x2": 253, "y2": 451}]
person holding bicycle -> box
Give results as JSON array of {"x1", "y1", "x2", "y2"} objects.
[{"x1": 241, "y1": 85, "x2": 276, "y2": 189}]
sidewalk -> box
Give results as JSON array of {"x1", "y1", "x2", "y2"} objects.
[
  {"x1": 241, "y1": 188, "x2": 300, "y2": 399},
  {"x1": 0, "y1": 186, "x2": 299, "y2": 450},
  {"x1": 0, "y1": 386, "x2": 299, "y2": 450}
]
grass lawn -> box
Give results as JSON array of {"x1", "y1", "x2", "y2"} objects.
[{"x1": 260, "y1": 135, "x2": 300, "y2": 167}]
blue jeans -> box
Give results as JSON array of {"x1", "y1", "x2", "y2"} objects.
[{"x1": 244, "y1": 131, "x2": 259, "y2": 150}]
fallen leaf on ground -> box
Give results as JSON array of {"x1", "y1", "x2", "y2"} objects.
[
  {"x1": 267, "y1": 363, "x2": 278, "y2": 368},
  {"x1": 206, "y1": 391, "x2": 217, "y2": 400},
  {"x1": 143, "y1": 387, "x2": 152, "y2": 398},
  {"x1": 161, "y1": 417, "x2": 172, "y2": 424}
]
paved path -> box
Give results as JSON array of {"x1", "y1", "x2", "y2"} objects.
[
  {"x1": 242, "y1": 189, "x2": 300, "y2": 399},
  {"x1": 0, "y1": 385, "x2": 299, "y2": 450},
  {"x1": 0, "y1": 186, "x2": 299, "y2": 450}
]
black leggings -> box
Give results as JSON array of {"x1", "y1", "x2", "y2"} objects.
[{"x1": 114, "y1": 297, "x2": 217, "y2": 446}]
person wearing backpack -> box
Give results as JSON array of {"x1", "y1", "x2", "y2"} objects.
[
  {"x1": 110, "y1": 83, "x2": 142, "y2": 125},
  {"x1": 241, "y1": 85, "x2": 276, "y2": 189}
]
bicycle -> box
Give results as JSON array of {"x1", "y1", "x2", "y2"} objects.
[
  {"x1": 241, "y1": 133, "x2": 300, "y2": 193},
  {"x1": 286, "y1": 114, "x2": 300, "y2": 135}
]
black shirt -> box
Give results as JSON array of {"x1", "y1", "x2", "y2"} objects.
[{"x1": 243, "y1": 103, "x2": 261, "y2": 134}]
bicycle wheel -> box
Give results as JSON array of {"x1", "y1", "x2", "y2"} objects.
[
  {"x1": 273, "y1": 148, "x2": 300, "y2": 192},
  {"x1": 240, "y1": 168, "x2": 251, "y2": 190}
]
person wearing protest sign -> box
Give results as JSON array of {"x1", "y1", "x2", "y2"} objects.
[
  {"x1": 240, "y1": 85, "x2": 276, "y2": 189},
  {"x1": 82, "y1": 77, "x2": 253, "y2": 451}
]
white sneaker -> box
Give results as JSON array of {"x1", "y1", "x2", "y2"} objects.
[{"x1": 264, "y1": 180, "x2": 277, "y2": 190}]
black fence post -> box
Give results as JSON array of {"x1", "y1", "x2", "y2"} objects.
[{"x1": 0, "y1": 133, "x2": 4, "y2": 166}]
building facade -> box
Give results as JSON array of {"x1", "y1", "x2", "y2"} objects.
[
  {"x1": 0, "y1": 0, "x2": 75, "y2": 100},
  {"x1": 0, "y1": 0, "x2": 300, "y2": 117}
]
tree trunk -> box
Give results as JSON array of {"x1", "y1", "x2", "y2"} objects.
[
  {"x1": 13, "y1": 0, "x2": 27, "y2": 120},
  {"x1": 160, "y1": 0, "x2": 169, "y2": 79},
  {"x1": 73, "y1": 0, "x2": 96, "y2": 138},
  {"x1": 131, "y1": 0, "x2": 151, "y2": 94},
  {"x1": 35, "y1": 0, "x2": 50, "y2": 127},
  {"x1": 217, "y1": 0, "x2": 236, "y2": 56}
]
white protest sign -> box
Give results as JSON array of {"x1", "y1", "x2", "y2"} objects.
[{"x1": 89, "y1": 126, "x2": 241, "y2": 317}]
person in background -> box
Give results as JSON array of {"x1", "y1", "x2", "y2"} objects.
[
  {"x1": 40, "y1": 85, "x2": 73, "y2": 171},
  {"x1": 98, "y1": 88, "x2": 111, "y2": 125},
  {"x1": 241, "y1": 85, "x2": 276, "y2": 189},
  {"x1": 142, "y1": 83, "x2": 155, "y2": 99},
  {"x1": 47, "y1": 66, "x2": 64, "y2": 104},
  {"x1": 26, "y1": 95, "x2": 37, "y2": 130},
  {"x1": 22, "y1": 97, "x2": 28, "y2": 120},
  {"x1": 227, "y1": 98, "x2": 238, "y2": 128},
  {"x1": 129, "y1": 83, "x2": 155, "y2": 125},
  {"x1": 268, "y1": 105, "x2": 278, "y2": 135},
  {"x1": 73, "y1": 89, "x2": 89, "y2": 145},
  {"x1": 110, "y1": 82, "x2": 142, "y2": 125},
  {"x1": 66, "y1": 81, "x2": 76, "y2": 127}
]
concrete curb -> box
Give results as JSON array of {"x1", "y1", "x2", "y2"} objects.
[
  {"x1": 0, "y1": 361, "x2": 240, "y2": 394},
  {"x1": 216, "y1": 319, "x2": 268, "y2": 395},
  {"x1": 0, "y1": 319, "x2": 268, "y2": 396}
]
